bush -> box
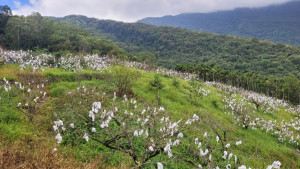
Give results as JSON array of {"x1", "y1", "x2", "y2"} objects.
[
  {"x1": 212, "y1": 100, "x2": 218, "y2": 109},
  {"x1": 172, "y1": 78, "x2": 180, "y2": 88},
  {"x1": 0, "y1": 59, "x2": 4, "y2": 66},
  {"x1": 149, "y1": 74, "x2": 164, "y2": 104},
  {"x1": 108, "y1": 66, "x2": 140, "y2": 97},
  {"x1": 150, "y1": 74, "x2": 164, "y2": 90}
]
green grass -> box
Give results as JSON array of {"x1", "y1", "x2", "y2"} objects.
[
  {"x1": 1, "y1": 64, "x2": 299, "y2": 168},
  {"x1": 43, "y1": 67, "x2": 103, "y2": 82},
  {"x1": 133, "y1": 72, "x2": 199, "y2": 119},
  {"x1": 0, "y1": 90, "x2": 36, "y2": 142},
  {"x1": 133, "y1": 69, "x2": 300, "y2": 168},
  {"x1": 0, "y1": 64, "x2": 25, "y2": 81}
]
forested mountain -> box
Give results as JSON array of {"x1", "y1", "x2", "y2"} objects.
[
  {"x1": 138, "y1": 1, "x2": 300, "y2": 46},
  {"x1": 54, "y1": 15, "x2": 300, "y2": 78},
  {"x1": 0, "y1": 8, "x2": 126, "y2": 58}
]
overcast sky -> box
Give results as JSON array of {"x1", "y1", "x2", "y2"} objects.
[{"x1": 0, "y1": 0, "x2": 296, "y2": 22}]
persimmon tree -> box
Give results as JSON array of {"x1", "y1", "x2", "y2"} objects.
[{"x1": 52, "y1": 86, "x2": 245, "y2": 168}]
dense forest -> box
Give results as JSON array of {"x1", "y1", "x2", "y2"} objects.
[
  {"x1": 139, "y1": 1, "x2": 300, "y2": 46},
  {"x1": 0, "y1": 6, "x2": 133, "y2": 60},
  {"x1": 175, "y1": 63, "x2": 300, "y2": 104},
  {"x1": 54, "y1": 15, "x2": 300, "y2": 78}
]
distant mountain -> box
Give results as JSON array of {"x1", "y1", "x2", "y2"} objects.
[
  {"x1": 138, "y1": 1, "x2": 300, "y2": 46},
  {"x1": 53, "y1": 15, "x2": 300, "y2": 78}
]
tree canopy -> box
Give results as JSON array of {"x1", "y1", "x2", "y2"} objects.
[{"x1": 54, "y1": 15, "x2": 300, "y2": 78}]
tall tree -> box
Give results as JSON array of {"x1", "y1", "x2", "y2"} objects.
[
  {"x1": 0, "y1": 5, "x2": 12, "y2": 16},
  {"x1": 0, "y1": 5, "x2": 12, "y2": 42},
  {"x1": 4, "y1": 16, "x2": 29, "y2": 49}
]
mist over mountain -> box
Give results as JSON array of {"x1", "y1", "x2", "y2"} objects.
[{"x1": 138, "y1": 1, "x2": 300, "y2": 46}]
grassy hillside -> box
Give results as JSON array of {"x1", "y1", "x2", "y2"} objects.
[
  {"x1": 53, "y1": 15, "x2": 300, "y2": 78},
  {"x1": 139, "y1": 1, "x2": 300, "y2": 46},
  {"x1": 1, "y1": 49, "x2": 299, "y2": 168}
]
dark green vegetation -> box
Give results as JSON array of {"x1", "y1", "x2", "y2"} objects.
[
  {"x1": 1, "y1": 64, "x2": 300, "y2": 168},
  {"x1": 53, "y1": 15, "x2": 300, "y2": 78},
  {"x1": 0, "y1": 6, "x2": 147, "y2": 61},
  {"x1": 139, "y1": 1, "x2": 300, "y2": 46},
  {"x1": 0, "y1": 5, "x2": 11, "y2": 45},
  {"x1": 175, "y1": 63, "x2": 300, "y2": 104}
]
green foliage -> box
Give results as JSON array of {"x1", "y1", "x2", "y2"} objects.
[
  {"x1": 172, "y1": 77, "x2": 180, "y2": 88},
  {"x1": 212, "y1": 100, "x2": 218, "y2": 109},
  {"x1": 150, "y1": 74, "x2": 164, "y2": 90},
  {"x1": 0, "y1": 12, "x2": 127, "y2": 59},
  {"x1": 176, "y1": 63, "x2": 300, "y2": 104},
  {"x1": 43, "y1": 68, "x2": 103, "y2": 82},
  {"x1": 0, "y1": 5, "x2": 12, "y2": 16},
  {"x1": 135, "y1": 51, "x2": 157, "y2": 63},
  {"x1": 284, "y1": 75, "x2": 300, "y2": 104},
  {"x1": 0, "y1": 103, "x2": 20, "y2": 124},
  {"x1": 0, "y1": 5, "x2": 11, "y2": 42},
  {"x1": 186, "y1": 78, "x2": 206, "y2": 105},
  {"x1": 106, "y1": 66, "x2": 140, "y2": 96},
  {"x1": 45, "y1": 71, "x2": 77, "y2": 82},
  {"x1": 149, "y1": 74, "x2": 164, "y2": 105},
  {"x1": 56, "y1": 15, "x2": 300, "y2": 78}
]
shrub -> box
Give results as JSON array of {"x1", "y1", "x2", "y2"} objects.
[
  {"x1": 108, "y1": 66, "x2": 140, "y2": 97},
  {"x1": 172, "y1": 78, "x2": 180, "y2": 88}
]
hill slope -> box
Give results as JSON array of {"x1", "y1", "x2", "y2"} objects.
[
  {"x1": 53, "y1": 15, "x2": 300, "y2": 78},
  {"x1": 138, "y1": 1, "x2": 300, "y2": 46},
  {"x1": 0, "y1": 48, "x2": 300, "y2": 168}
]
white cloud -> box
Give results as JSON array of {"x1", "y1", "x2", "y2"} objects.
[
  {"x1": 13, "y1": 1, "x2": 22, "y2": 9},
  {"x1": 29, "y1": 0, "x2": 37, "y2": 5},
  {"x1": 12, "y1": 0, "x2": 294, "y2": 22}
]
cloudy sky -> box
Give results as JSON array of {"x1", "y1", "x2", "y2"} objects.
[{"x1": 0, "y1": 0, "x2": 296, "y2": 22}]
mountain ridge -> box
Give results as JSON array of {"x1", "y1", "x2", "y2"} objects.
[
  {"x1": 138, "y1": 1, "x2": 300, "y2": 46},
  {"x1": 52, "y1": 15, "x2": 300, "y2": 78}
]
